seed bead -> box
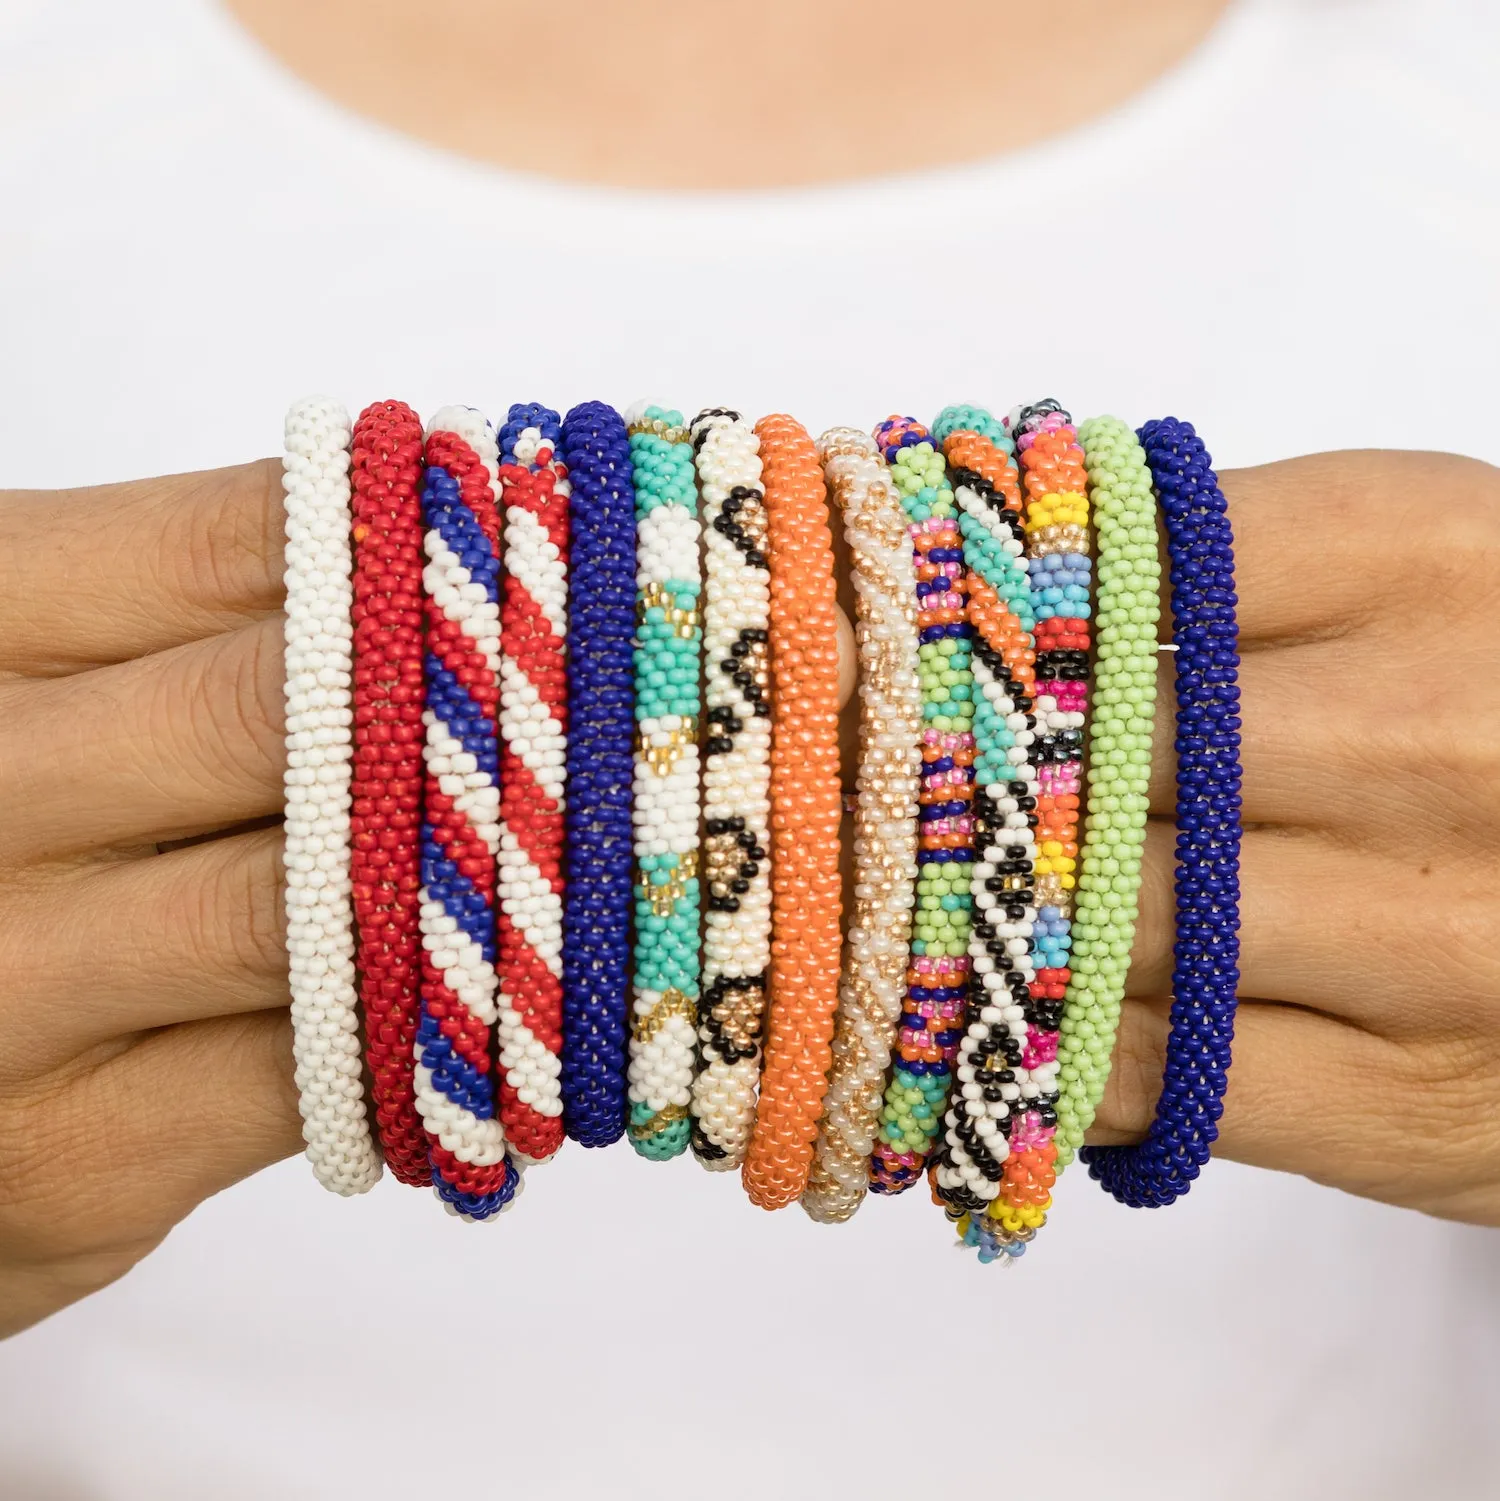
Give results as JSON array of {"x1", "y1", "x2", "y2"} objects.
[
  {"x1": 626, "y1": 405, "x2": 704, "y2": 1161},
  {"x1": 1051, "y1": 415, "x2": 1162, "y2": 1170},
  {"x1": 867, "y1": 416, "x2": 975, "y2": 1197},
  {"x1": 349, "y1": 399, "x2": 428, "y2": 1186},
  {"x1": 801, "y1": 427, "x2": 922, "y2": 1225},
  {"x1": 743, "y1": 413, "x2": 844, "y2": 1211},
  {"x1": 925, "y1": 406, "x2": 1046, "y2": 1225},
  {"x1": 1082, "y1": 417, "x2": 1241, "y2": 1208},
  {"x1": 282, "y1": 395, "x2": 382, "y2": 1196},
  {"x1": 560, "y1": 403, "x2": 637, "y2": 1147},
  {"x1": 958, "y1": 401, "x2": 1095, "y2": 1258},
  {"x1": 492, "y1": 404, "x2": 570, "y2": 1166},
  {"x1": 689, "y1": 409, "x2": 773, "y2": 1172},
  {"x1": 414, "y1": 407, "x2": 523, "y2": 1220}
]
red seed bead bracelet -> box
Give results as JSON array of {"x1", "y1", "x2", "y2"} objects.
[{"x1": 349, "y1": 399, "x2": 429, "y2": 1185}]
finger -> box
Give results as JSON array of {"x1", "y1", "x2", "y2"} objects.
[
  {"x1": 1145, "y1": 617, "x2": 1500, "y2": 850},
  {"x1": 1084, "y1": 995, "x2": 1496, "y2": 1216},
  {"x1": 1141, "y1": 647, "x2": 1305, "y2": 827},
  {"x1": 1219, "y1": 451, "x2": 1445, "y2": 648},
  {"x1": 1084, "y1": 995, "x2": 1392, "y2": 1175},
  {"x1": 1144, "y1": 640, "x2": 1362, "y2": 829},
  {"x1": 0, "y1": 615, "x2": 285, "y2": 862},
  {"x1": 1127, "y1": 823, "x2": 1491, "y2": 1043},
  {"x1": 0, "y1": 829, "x2": 287, "y2": 1076},
  {"x1": 0, "y1": 460, "x2": 284, "y2": 677},
  {"x1": 8, "y1": 1011, "x2": 305, "y2": 1259}
]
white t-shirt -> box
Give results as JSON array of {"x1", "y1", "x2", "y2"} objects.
[{"x1": 2, "y1": 0, "x2": 1498, "y2": 1496}]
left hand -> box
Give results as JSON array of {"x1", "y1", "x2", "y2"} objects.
[{"x1": 1092, "y1": 449, "x2": 1500, "y2": 1226}]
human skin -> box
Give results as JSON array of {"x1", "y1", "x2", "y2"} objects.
[
  {"x1": 0, "y1": 448, "x2": 1497, "y2": 1339},
  {"x1": 223, "y1": 0, "x2": 1236, "y2": 189}
]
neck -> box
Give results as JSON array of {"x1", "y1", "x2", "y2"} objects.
[{"x1": 227, "y1": 0, "x2": 1234, "y2": 190}]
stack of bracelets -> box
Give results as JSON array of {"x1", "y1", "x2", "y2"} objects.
[{"x1": 282, "y1": 394, "x2": 1243, "y2": 1257}]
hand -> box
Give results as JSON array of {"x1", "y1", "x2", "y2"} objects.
[
  {"x1": 0, "y1": 461, "x2": 304, "y2": 1338},
  {"x1": 0, "y1": 445, "x2": 1495, "y2": 1342},
  {"x1": 1094, "y1": 449, "x2": 1500, "y2": 1227}
]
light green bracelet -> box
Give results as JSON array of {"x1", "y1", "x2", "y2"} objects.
[{"x1": 1052, "y1": 416, "x2": 1161, "y2": 1168}]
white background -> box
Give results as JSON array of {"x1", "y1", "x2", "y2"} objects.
[{"x1": 0, "y1": 0, "x2": 1498, "y2": 1497}]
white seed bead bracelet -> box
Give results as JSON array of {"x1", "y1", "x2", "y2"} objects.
[
  {"x1": 688, "y1": 408, "x2": 773, "y2": 1171},
  {"x1": 282, "y1": 395, "x2": 382, "y2": 1195}
]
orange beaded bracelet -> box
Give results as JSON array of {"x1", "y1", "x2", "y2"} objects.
[{"x1": 742, "y1": 414, "x2": 845, "y2": 1211}]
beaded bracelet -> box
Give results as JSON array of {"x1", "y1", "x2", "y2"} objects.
[
  {"x1": 415, "y1": 407, "x2": 521, "y2": 1219},
  {"x1": 625, "y1": 405, "x2": 703, "y2": 1161},
  {"x1": 959, "y1": 401, "x2": 1094, "y2": 1256},
  {"x1": 349, "y1": 399, "x2": 428, "y2": 1186},
  {"x1": 801, "y1": 428, "x2": 922, "y2": 1224},
  {"x1": 492, "y1": 404, "x2": 570, "y2": 1166},
  {"x1": 1083, "y1": 417, "x2": 1241, "y2": 1207},
  {"x1": 282, "y1": 396, "x2": 382, "y2": 1195},
  {"x1": 559, "y1": 402, "x2": 637, "y2": 1148},
  {"x1": 866, "y1": 416, "x2": 975, "y2": 1196},
  {"x1": 688, "y1": 408, "x2": 773, "y2": 1172},
  {"x1": 1051, "y1": 416, "x2": 1162, "y2": 1169},
  {"x1": 925, "y1": 406, "x2": 1045, "y2": 1221},
  {"x1": 743, "y1": 413, "x2": 844, "y2": 1210}
]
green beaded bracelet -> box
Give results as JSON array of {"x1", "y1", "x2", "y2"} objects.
[{"x1": 1052, "y1": 416, "x2": 1162, "y2": 1168}]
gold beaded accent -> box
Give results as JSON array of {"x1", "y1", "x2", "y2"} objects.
[
  {"x1": 703, "y1": 978, "x2": 766, "y2": 1059},
  {"x1": 639, "y1": 850, "x2": 699, "y2": 916},
  {"x1": 637, "y1": 580, "x2": 702, "y2": 633},
  {"x1": 633, "y1": 987, "x2": 697, "y2": 1043},
  {"x1": 637, "y1": 724, "x2": 698, "y2": 779},
  {"x1": 629, "y1": 1102, "x2": 690, "y2": 1138},
  {"x1": 628, "y1": 415, "x2": 691, "y2": 444}
]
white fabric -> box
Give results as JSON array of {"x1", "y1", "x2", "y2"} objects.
[{"x1": 1, "y1": 0, "x2": 1498, "y2": 1495}]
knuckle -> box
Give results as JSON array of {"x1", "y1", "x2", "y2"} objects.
[
  {"x1": 0, "y1": 1068, "x2": 171, "y2": 1298},
  {"x1": 168, "y1": 459, "x2": 285, "y2": 618},
  {"x1": 1408, "y1": 453, "x2": 1500, "y2": 602},
  {"x1": 0, "y1": 1074, "x2": 104, "y2": 1257},
  {"x1": 225, "y1": 833, "x2": 287, "y2": 980},
  {"x1": 1400, "y1": 1036, "x2": 1500, "y2": 1203},
  {"x1": 164, "y1": 624, "x2": 285, "y2": 798},
  {"x1": 1416, "y1": 696, "x2": 1500, "y2": 808}
]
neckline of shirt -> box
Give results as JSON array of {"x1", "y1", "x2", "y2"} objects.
[{"x1": 202, "y1": 0, "x2": 1292, "y2": 252}]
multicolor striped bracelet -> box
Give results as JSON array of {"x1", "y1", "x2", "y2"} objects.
[
  {"x1": 689, "y1": 408, "x2": 773, "y2": 1171},
  {"x1": 625, "y1": 405, "x2": 703, "y2": 1161},
  {"x1": 958, "y1": 401, "x2": 1095, "y2": 1256},
  {"x1": 802, "y1": 427, "x2": 922, "y2": 1225},
  {"x1": 1082, "y1": 417, "x2": 1241, "y2": 1207},
  {"x1": 493, "y1": 404, "x2": 570, "y2": 1165},
  {"x1": 283, "y1": 395, "x2": 382, "y2": 1195},
  {"x1": 414, "y1": 408, "x2": 521, "y2": 1219},
  {"x1": 869, "y1": 416, "x2": 975, "y2": 1196},
  {"x1": 1052, "y1": 416, "x2": 1162, "y2": 1166},
  {"x1": 559, "y1": 402, "x2": 637, "y2": 1148},
  {"x1": 743, "y1": 413, "x2": 844, "y2": 1211},
  {"x1": 926, "y1": 405, "x2": 1042, "y2": 1221},
  {"x1": 349, "y1": 399, "x2": 428, "y2": 1186}
]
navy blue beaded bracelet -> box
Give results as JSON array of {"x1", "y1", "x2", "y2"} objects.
[
  {"x1": 1081, "y1": 417, "x2": 1242, "y2": 1208},
  {"x1": 559, "y1": 401, "x2": 637, "y2": 1147}
]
